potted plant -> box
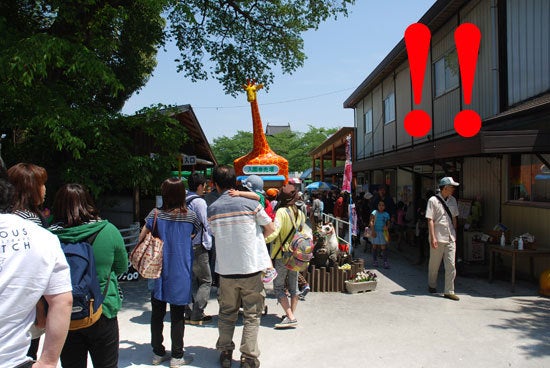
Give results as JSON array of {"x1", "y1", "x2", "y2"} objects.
[{"x1": 345, "y1": 269, "x2": 377, "y2": 294}]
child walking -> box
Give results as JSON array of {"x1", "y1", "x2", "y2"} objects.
[
  {"x1": 369, "y1": 201, "x2": 391, "y2": 269},
  {"x1": 229, "y1": 175, "x2": 278, "y2": 283}
]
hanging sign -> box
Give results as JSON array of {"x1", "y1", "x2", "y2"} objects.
[{"x1": 182, "y1": 155, "x2": 196, "y2": 165}]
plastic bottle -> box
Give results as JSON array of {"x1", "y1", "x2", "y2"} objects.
[
  {"x1": 500, "y1": 232, "x2": 506, "y2": 247},
  {"x1": 518, "y1": 236, "x2": 524, "y2": 250}
]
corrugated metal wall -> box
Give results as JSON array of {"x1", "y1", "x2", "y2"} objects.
[
  {"x1": 411, "y1": 55, "x2": 432, "y2": 145},
  {"x1": 502, "y1": 204, "x2": 550, "y2": 273},
  {"x1": 432, "y1": 16, "x2": 461, "y2": 137},
  {"x1": 372, "y1": 86, "x2": 384, "y2": 154},
  {"x1": 395, "y1": 64, "x2": 413, "y2": 148},
  {"x1": 461, "y1": 0, "x2": 498, "y2": 119},
  {"x1": 383, "y1": 75, "x2": 396, "y2": 151},
  {"x1": 356, "y1": 100, "x2": 366, "y2": 159},
  {"x1": 507, "y1": 0, "x2": 550, "y2": 105},
  {"x1": 462, "y1": 156, "x2": 502, "y2": 229}
]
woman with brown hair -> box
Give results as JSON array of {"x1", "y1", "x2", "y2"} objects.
[
  {"x1": 7, "y1": 162, "x2": 49, "y2": 359},
  {"x1": 140, "y1": 177, "x2": 200, "y2": 367},
  {"x1": 7, "y1": 162, "x2": 48, "y2": 227},
  {"x1": 50, "y1": 183, "x2": 128, "y2": 367}
]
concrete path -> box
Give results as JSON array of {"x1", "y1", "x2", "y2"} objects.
[{"x1": 113, "y1": 244, "x2": 550, "y2": 368}]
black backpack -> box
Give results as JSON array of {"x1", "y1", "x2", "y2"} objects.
[{"x1": 61, "y1": 231, "x2": 107, "y2": 330}]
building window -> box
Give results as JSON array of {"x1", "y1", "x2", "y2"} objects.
[
  {"x1": 364, "y1": 109, "x2": 372, "y2": 134},
  {"x1": 434, "y1": 50, "x2": 459, "y2": 97},
  {"x1": 383, "y1": 93, "x2": 395, "y2": 124},
  {"x1": 509, "y1": 154, "x2": 550, "y2": 203}
]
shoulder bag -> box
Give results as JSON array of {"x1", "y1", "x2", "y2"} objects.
[{"x1": 130, "y1": 210, "x2": 164, "y2": 279}]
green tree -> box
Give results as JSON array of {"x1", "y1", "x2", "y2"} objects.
[
  {"x1": 168, "y1": 0, "x2": 354, "y2": 96},
  {"x1": 0, "y1": 0, "x2": 354, "y2": 197},
  {"x1": 211, "y1": 125, "x2": 338, "y2": 172}
]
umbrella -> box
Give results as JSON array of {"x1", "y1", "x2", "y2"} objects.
[{"x1": 305, "y1": 181, "x2": 338, "y2": 191}]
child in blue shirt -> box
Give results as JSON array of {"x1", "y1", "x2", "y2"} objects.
[{"x1": 369, "y1": 201, "x2": 391, "y2": 268}]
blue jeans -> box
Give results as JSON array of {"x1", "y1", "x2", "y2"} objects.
[
  {"x1": 191, "y1": 245, "x2": 212, "y2": 320},
  {"x1": 60, "y1": 314, "x2": 119, "y2": 368}
]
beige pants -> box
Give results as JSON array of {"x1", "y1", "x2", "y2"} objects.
[
  {"x1": 428, "y1": 239, "x2": 456, "y2": 295},
  {"x1": 216, "y1": 273, "x2": 265, "y2": 359}
]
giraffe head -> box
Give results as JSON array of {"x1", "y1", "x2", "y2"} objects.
[{"x1": 243, "y1": 79, "x2": 264, "y2": 102}]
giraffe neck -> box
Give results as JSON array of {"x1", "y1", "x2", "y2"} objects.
[{"x1": 250, "y1": 100, "x2": 269, "y2": 151}]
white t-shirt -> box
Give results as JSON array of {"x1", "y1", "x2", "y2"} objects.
[{"x1": 0, "y1": 214, "x2": 72, "y2": 368}]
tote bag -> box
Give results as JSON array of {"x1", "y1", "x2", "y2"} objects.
[{"x1": 130, "y1": 210, "x2": 163, "y2": 279}]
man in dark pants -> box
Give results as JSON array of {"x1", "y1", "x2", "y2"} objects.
[{"x1": 186, "y1": 173, "x2": 213, "y2": 325}]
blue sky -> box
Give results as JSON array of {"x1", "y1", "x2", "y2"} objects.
[{"x1": 122, "y1": 1, "x2": 436, "y2": 142}]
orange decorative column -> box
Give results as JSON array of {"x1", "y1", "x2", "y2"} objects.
[{"x1": 233, "y1": 80, "x2": 288, "y2": 187}]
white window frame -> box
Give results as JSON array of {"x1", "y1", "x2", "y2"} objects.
[
  {"x1": 434, "y1": 50, "x2": 459, "y2": 97},
  {"x1": 364, "y1": 109, "x2": 373, "y2": 134},
  {"x1": 383, "y1": 92, "x2": 395, "y2": 124}
]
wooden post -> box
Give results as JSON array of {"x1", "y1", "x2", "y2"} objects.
[
  {"x1": 342, "y1": 270, "x2": 348, "y2": 291},
  {"x1": 331, "y1": 266, "x2": 337, "y2": 292},
  {"x1": 314, "y1": 269, "x2": 321, "y2": 292},
  {"x1": 320, "y1": 267, "x2": 326, "y2": 292}
]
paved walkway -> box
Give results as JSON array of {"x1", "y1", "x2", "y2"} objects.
[{"x1": 113, "y1": 243, "x2": 550, "y2": 368}]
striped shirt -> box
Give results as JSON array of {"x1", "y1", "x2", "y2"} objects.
[
  {"x1": 145, "y1": 208, "x2": 200, "y2": 305},
  {"x1": 207, "y1": 191, "x2": 272, "y2": 275},
  {"x1": 13, "y1": 209, "x2": 44, "y2": 227}
]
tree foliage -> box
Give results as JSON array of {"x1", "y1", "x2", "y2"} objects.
[
  {"x1": 167, "y1": 0, "x2": 355, "y2": 96},
  {"x1": 0, "y1": 0, "x2": 353, "y2": 198},
  {"x1": 211, "y1": 125, "x2": 338, "y2": 172}
]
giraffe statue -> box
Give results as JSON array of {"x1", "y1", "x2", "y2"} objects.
[{"x1": 233, "y1": 79, "x2": 289, "y2": 184}]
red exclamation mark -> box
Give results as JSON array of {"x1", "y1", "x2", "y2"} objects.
[
  {"x1": 454, "y1": 23, "x2": 481, "y2": 137},
  {"x1": 404, "y1": 23, "x2": 432, "y2": 138}
]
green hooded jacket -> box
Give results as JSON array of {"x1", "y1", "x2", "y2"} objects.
[{"x1": 52, "y1": 220, "x2": 128, "y2": 318}]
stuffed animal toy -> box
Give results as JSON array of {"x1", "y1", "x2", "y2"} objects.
[{"x1": 319, "y1": 223, "x2": 340, "y2": 266}]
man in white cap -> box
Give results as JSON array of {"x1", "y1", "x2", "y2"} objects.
[{"x1": 425, "y1": 177, "x2": 460, "y2": 301}]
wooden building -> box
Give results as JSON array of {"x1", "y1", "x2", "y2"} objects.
[{"x1": 343, "y1": 0, "x2": 550, "y2": 275}]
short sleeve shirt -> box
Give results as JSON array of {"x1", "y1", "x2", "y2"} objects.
[
  {"x1": 0, "y1": 214, "x2": 71, "y2": 368},
  {"x1": 371, "y1": 210, "x2": 390, "y2": 232},
  {"x1": 425, "y1": 194, "x2": 457, "y2": 242},
  {"x1": 208, "y1": 192, "x2": 272, "y2": 275}
]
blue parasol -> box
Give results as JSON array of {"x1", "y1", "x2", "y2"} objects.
[{"x1": 305, "y1": 181, "x2": 338, "y2": 191}]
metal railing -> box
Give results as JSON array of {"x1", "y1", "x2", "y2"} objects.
[
  {"x1": 118, "y1": 222, "x2": 140, "y2": 281},
  {"x1": 119, "y1": 222, "x2": 140, "y2": 251}
]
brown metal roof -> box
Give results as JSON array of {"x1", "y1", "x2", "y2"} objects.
[{"x1": 171, "y1": 105, "x2": 218, "y2": 170}]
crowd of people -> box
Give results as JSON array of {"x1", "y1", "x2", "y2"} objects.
[
  {"x1": 0, "y1": 164, "x2": 126, "y2": 368},
  {"x1": 0, "y1": 163, "x2": 311, "y2": 368},
  {"x1": 303, "y1": 180, "x2": 460, "y2": 300},
  {"x1": 0, "y1": 160, "x2": 461, "y2": 368}
]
